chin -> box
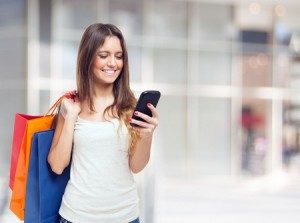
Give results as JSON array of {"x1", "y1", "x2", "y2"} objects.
[
  {"x1": 94, "y1": 73, "x2": 120, "y2": 84},
  {"x1": 103, "y1": 77, "x2": 119, "y2": 85}
]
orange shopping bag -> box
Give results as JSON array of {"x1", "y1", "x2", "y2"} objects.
[
  {"x1": 9, "y1": 91, "x2": 76, "y2": 220},
  {"x1": 9, "y1": 113, "x2": 41, "y2": 189}
]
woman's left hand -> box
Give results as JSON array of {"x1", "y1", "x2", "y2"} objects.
[{"x1": 130, "y1": 103, "x2": 159, "y2": 138}]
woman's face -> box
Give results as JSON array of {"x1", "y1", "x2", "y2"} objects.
[{"x1": 92, "y1": 36, "x2": 124, "y2": 86}]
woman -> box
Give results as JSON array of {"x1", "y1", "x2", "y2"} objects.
[{"x1": 47, "y1": 23, "x2": 159, "y2": 223}]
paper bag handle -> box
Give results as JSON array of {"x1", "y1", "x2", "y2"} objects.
[{"x1": 45, "y1": 90, "x2": 77, "y2": 116}]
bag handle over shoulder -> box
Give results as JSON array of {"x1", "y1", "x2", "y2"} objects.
[{"x1": 45, "y1": 90, "x2": 77, "y2": 116}]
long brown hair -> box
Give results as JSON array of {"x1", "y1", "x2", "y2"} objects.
[{"x1": 76, "y1": 23, "x2": 139, "y2": 153}]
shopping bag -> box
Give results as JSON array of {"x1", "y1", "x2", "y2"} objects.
[
  {"x1": 25, "y1": 129, "x2": 70, "y2": 223},
  {"x1": 9, "y1": 91, "x2": 76, "y2": 220},
  {"x1": 10, "y1": 115, "x2": 55, "y2": 219},
  {"x1": 9, "y1": 114, "x2": 42, "y2": 189}
]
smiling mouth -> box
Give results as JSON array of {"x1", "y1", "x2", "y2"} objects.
[{"x1": 102, "y1": 69, "x2": 116, "y2": 75}]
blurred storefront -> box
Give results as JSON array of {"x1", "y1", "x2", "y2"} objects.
[{"x1": 2, "y1": 0, "x2": 300, "y2": 222}]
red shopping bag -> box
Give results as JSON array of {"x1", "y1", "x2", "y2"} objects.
[{"x1": 9, "y1": 114, "x2": 43, "y2": 189}]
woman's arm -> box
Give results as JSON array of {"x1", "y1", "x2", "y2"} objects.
[
  {"x1": 47, "y1": 98, "x2": 81, "y2": 175},
  {"x1": 129, "y1": 103, "x2": 159, "y2": 173}
]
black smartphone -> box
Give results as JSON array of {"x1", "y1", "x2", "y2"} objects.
[{"x1": 130, "y1": 90, "x2": 161, "y2": 127}]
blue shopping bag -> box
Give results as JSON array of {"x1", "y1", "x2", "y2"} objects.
[{"x1": 25, "y1": 129, "x2": 70, "y2": 223}]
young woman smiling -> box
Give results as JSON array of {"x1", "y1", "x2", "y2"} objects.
[{"x1": 47, "y1": 23, "x2": 159, "y2": 223}]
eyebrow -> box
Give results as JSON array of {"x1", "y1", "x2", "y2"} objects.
[{"x1": 97, "y1": 50, "x2": 123, "y2": 54}]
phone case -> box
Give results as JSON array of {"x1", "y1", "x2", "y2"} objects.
[{"x1": 131, "y1": 90, "x2": 161, "y2": 127}]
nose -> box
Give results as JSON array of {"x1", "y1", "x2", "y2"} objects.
[{"x1": 107, "y1": 56, "x2": 117, "y2": 67}]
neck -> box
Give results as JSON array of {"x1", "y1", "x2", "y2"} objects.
[{"x1": 92, "y1": 83, "x2": 114, "y2": 99}]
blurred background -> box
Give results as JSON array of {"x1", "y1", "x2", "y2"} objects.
[{"x1": 2, "y1": 0, "x2": 300, "y2": 222}]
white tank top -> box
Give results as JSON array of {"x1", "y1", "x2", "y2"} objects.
[{"x1": 59, "y1": 117, "x2": 139, "y2": 223}]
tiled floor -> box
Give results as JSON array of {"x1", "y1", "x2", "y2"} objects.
[
  {"x1": 154, "y1": 172, "x2": 300, "y2": 223},
  {"x1": 2, "y1": 172, "x2": 300, "y2": 223}
]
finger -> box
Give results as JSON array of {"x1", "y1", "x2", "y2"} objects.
[
  {"x1": 133, "y1": 111, "x2": 152, "y2": 123},
  {"x1": 134, "y1": 111, "x2": 159, "y2": 127},
  {"x1": 65, "y1": 91, "x2": 73, "y2": 99},
  {"x1": 130, "y1": 118, "x2": 154, "y2": 129},
  {"x1": 147, "y1": 103, "x2": 159, "y2": 119},
  {"x1": 66, "y1": 90, "x2": 77, "y2": 100}
]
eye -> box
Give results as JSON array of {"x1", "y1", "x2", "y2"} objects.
[
  {"x1": 98, "y1": 54, "x2": 108, "y2": 59},
  {"x1": 115, "y1": 54, "x2": 123, "y2": 60}
]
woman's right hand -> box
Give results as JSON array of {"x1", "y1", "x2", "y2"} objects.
[
  {"x1": 60, "y1": 97, "x2": 81, "y2": 121},
  {"x1": 48, "y1": 95, "x2": 80, "y2": 175}
]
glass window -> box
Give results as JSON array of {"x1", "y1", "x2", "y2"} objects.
[
  {"x1": 154, "y1": 95, "x2": 187, "y2": 177},
  {"x1": 190, "y1": 51, "x2": 232, "y2": 85},
  {"x1": 144, "y1": 0, "x2": 187, "y2": 38},
  {"x1": 61, "y1": 40, "x2": 79, "y2": 80},
  {"x1": 109, "y1": 0, "x2": 142, "y2": 38},
  {"x1": 39, "y1": 90, "x2": 50, "y2": 114},
  {"x1": 0, "y1": 37, "x2": 25, "y2": 79},
  {"x1": 153, "y1": 49, "x2": 187, "y2": 84},
  {"x1": 58, "y1": 0, "x2": 98, "y2": 30},
  {"x1": 39, "y1": 42, "x2": 51, "y2": 78},
  {"x1": 0, "y1": 0, "x2": 26, "y2": 27},
  {"x1": 188, "y1": 98, "x2": 231, "y2": 175},
  {"x1": 128, "y1": 46, "x2": 142, "y2": 82},
  {"x1": 188, "y1": 3, "x2": 233, "y2": 85},
  {"x1": 189, "y1": 3, "x2": 233, "y2": 42}
]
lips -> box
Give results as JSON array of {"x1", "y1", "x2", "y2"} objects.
[{"x1": 102, "y1": 69, "x2": 116, "y2": 75}]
